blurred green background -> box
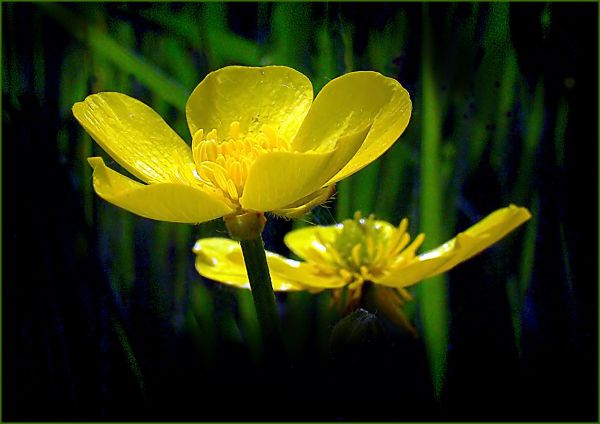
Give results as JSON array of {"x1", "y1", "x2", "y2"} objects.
[{"x1": 2, "y1": 2, "x2": 597, "y2": 421}]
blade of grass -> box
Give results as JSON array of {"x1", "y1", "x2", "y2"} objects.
[
  {"x1": 111, "y1": 312, "x2": 147, "y2": 401},
  {"x1": 507, "y1": 195, "x2": 538, "y2": 358},
  {"x1": 368, "y1": 12, "x2": 409, "y2": 220},
  {"x1": 268, "y1": 3, "x2": 311, "y2": 71},
  {"x1": 202, "y1": 3, "x2": 261, "y2": 68},
  {"x1": 312, "y1": 24, "x2": 337, "y2": 93},
  {"x1": 514, "y1": 78, "x2": 544, "y2": 204},
  {"x1": 491, "y1": 49, "x2": 519, "y2": 177},
  {"x1": 418, "y1": 5, "x2": 449, "y2": 400},
  {"x1": 140, "y1": 4, "x2": 202, "y2": 48},
  {"x1": 469, "y1": 3, "x2": 512, "y2": 170},
  {"x1": 38, "y1": 3, "x2": 189, "y2": 110},
  {"x1": 188, "y1": 281, "x2": 217, "y2": 372}
]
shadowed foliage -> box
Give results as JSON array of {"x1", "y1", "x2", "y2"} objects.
[{"x1": 2, "y1": 2, "x2": 597, "y2": 421}]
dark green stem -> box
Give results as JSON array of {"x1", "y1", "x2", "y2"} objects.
[{"x1": 239, "y1": 235, "x2": 285, "y2": 364}]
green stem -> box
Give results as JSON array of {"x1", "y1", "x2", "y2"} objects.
[
  {"x1": 240, "y1": 235, "x2": 284, "y2": 359},
  {"x1": 224, "y1": 212, "x2": 285, "y2": 366}
]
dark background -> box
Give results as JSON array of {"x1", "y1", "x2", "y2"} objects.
[{"x1": 2, "y1": 2, "x2": 598, "y2": 421}]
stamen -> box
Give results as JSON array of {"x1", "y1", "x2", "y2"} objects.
[
  {"x1": 351, "y1": 244, "x2": 362, "y2": 268},
  {"x1": 366, "y1": 236, "x2": 375, "y2": 259},
  {"x1": 339, "y1": 268, "x2": 353, "y2": 282},
  {"x1": 229, "y1": 121, "x2": 240, "y2": 140},
  {"x1": 397, "y1": 217, "x2": 408, "y2": 235},
  {"x1": 360, "y1": 266, "x2": 370, "y2": 279},
  {"x1": 191, "y1": 122, "x2": 292, "y2": 206},
  {"x1": 200, "y1": 140, "x2": 218, "y2": 162},
  {"x1": 206, "y1": 129, "x2": 218, "y2": 141},
  {"x1": 403, "y1": 233, "x2": 425, "y2": 257},
  {"x1": 328, "y1": 248, "x2": 346, "y2": 267},
  {"x1": 192, "y1": 129, "x2": 204, "y2": 147}
]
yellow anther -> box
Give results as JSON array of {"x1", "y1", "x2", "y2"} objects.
[
  {"x1": 374, "y1": 240, "x2": 387, "y2": 264},
  {"x1": 213, "y1": 169, "x2": 230, "y2": 194},
  {"x1": 192, "y1": 129, "x2": 204, "y2": 146},
  {"x1": 353, "y1": 210, "x2": 362, "y2": 221},
  {"x1": 191, "y1": 122, "x2": 291, "y2": 206},
  {"x1": 403, "y1": 233, "x2": 425, "y2": 257},
  {"x1": 339, "y1": 268, "x2": 353, "y2": 281},
  {"x1": 360, "y1": 265, "x2": 370, "y2": 279},
  {"x1": 230, "y1": 161, "x2": 244, "y2": 188},
  {"x1": 397, "y1": 217, "x2": 408, "y2": 235},
  {"x1": 206, "y1": 129, "x2": 218, "y2": 141},
  {"x1": 199, "y1": 139, "x2": 218, "y2": 162},
  {"x1": 328, "y1": 248, "x2": 345, "y2": 266},
  {"x1": 366, "y1": 236, "x2": 375, "y2": 258},
  {"x1": 351, "y1": 243, "x2": 362, "y2": 268},
  {"x1": 230, "y1": 121, "x2": 240, "y2": 140},
  {"x1": 226, "y1": 179, "x2": 239, "y2": 200}
]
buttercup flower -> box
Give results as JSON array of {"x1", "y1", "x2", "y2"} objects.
[
  {"x1": 193, "y1": 205, "x2": 531, "y2": 332},
  {"x1": 73, "y1": 66, "x2": 411, "y2": 223}
]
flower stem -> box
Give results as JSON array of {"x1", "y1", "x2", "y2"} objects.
[
  {"x1": 224, "y1": 211, "x2": 285, "y2": 366},
  {"x1": 239, "y1": 235, "x2": 285, "y2": 360}
]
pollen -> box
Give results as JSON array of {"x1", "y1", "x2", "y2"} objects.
[{"x1": 191, "y1": 121, "x2": 291, "y2": 207}]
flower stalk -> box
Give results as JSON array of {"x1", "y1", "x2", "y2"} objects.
[{"x1": 224, "y1": 212, "x2": 285, "y2": 364}]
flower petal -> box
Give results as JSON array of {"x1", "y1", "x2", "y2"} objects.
[
  {"x1": 193, "y1": 238, "x2": 320, "y2": 291},
  {"x1": 73, "y1": 92, "x2": 197, "y2": 185},
  {"x1": 373, "y1": 205, "x2": 531, "y2": 288},
  {"x1": 186, "y1": 66, "x2": 313, "y2": 142},
  {"x1": 424, "y1": 204, "x2": 532, "y2": 275},
  {"x1": 273, "y1": 185, "x2": 336, "y2": 219},
  {"x1": 88, "y1": 157, "x2": 233, "y2": 223},
  {"x1": 291, "y1": 71, "x2": 411, "y2": 184},
  {"x1": 372, "y1": 250, "x2": 458, "y2": 288},
  {"x1": 240, "y1": 125, "x2": 368, "y2": 211},
  {"x1": 284, "y1": 219, "x2": 397, "y2": 261},
  {"x1": 284, "y1": 225, "x2": 341, "y2": 264}
]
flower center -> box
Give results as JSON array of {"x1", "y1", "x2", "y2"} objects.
[
  {"x1": 313, "y1": 212, "x2": 425, "y2": 285},
  {"x1": 191, "y1": 121, "x2": 291, "y2": 207},
  {"x1": 334, "y1": 212, "x2": 394, "y2": 273}
]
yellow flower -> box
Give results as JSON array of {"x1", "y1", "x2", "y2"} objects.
[
  {"x1": 73, "y1": 66, "x2": 411, "y2": 223},
  {"x1": 193, "y1": 205, "x2": 531, "y2": 332}
]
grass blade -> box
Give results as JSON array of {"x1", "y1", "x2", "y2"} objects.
[{"x1": 418, "y1": 5, "x2": 449, "y2": 399}]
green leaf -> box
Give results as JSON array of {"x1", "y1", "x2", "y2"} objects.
[{"x1": 418, "y1": 5, "x2": 449, "y2": 400}]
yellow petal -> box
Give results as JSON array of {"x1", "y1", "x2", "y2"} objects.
[
  {"x1": 373, "y1": 205, "x2": 531, "y2": 288},
  {"x1": 240, "y1": 125, "x2": 368, "y2": 211},
  {"x1": 193, "y1": 238, "x2": 329, "y2": 292},
  {"x1": 426, "y1": 204, "x2": 532, "y2": 275},
  {"x1": 284, "y1": 225, "x2": 340, "y2": 263},
  {"x1": 273, "y1": 185, "x2": 336, "y2": 219},
  {"x1": 88, "y1": 157, "x2": 233, "y2": 223},
  {"x1": 73, "y1": 92, "x2": 196, "y2": 185},
  {"x1": 372, "y1": 249, "x2": 458, "y2": 288},
  {"x1": 186, "y1": 66, "x2": 313, "y2": 142},
  {"x1": 291, "y1": 71, "x2": 411, "y2": 184},
  {"x1": 284, "y1": 218, "x2": 397, "y2": 261}
]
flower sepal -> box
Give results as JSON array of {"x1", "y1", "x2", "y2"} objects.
[{"x1": 224, "y1": 210, "x2": 267, "y2": 241}]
